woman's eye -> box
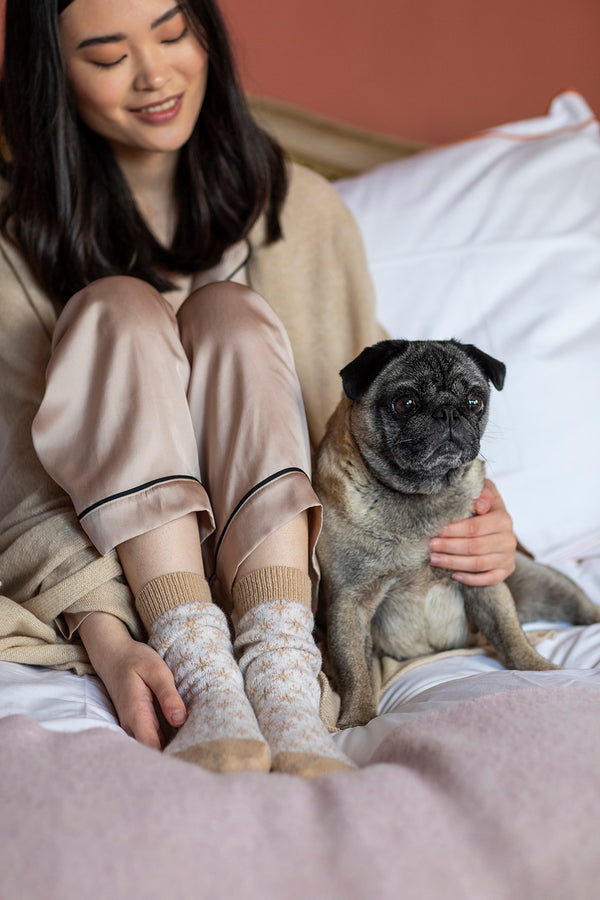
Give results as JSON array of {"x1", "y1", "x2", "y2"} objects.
[
  {"x1": 468, "y1": 395, "x2": 485, "y2": 414},
  {"x1": 93, "y1": 56, "x2": 127, "y2": 69},
  {"x1": 162, "y1": 26, "x2": 189, "y2": 44},
  {"x1": 392, "y1": 397, "x2": 417, "y2": 414}
]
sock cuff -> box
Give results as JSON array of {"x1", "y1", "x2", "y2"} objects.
[
  {"x1": 135, "y1": 571, "x2": 211, "y2": 632},
  {"x1": 233, "y1": 566, "x2": 312, "y2": 618}
]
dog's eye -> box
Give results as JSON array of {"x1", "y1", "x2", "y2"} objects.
[
  {"x1": 392, "y1": 397, "x2": 417, "y2": 415},
  {"x1": 468, "y1": 395, "x2": 485, "y2": 415}
]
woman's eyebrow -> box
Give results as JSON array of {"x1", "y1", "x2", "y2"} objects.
[
  {"x1": 77, "y1": 33, "x2": 127, "y2": 50},
  {"x1": 151, "y1": 5, "x2": 183, "y2": 30},
  {"x1": 76, "y1": 6, "x2": 182, "y2": 50}
]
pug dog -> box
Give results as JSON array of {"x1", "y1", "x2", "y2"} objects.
[{"x1": 313, "y1": 339, "x2": 600, "y2": 729}]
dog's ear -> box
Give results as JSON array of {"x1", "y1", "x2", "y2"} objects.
[
  {"x1": 341, "y1": 340, "x2": 410, "y2": 401},
  {"x1": 451, "y1": 340, "x2": 506, "y2": 390}
]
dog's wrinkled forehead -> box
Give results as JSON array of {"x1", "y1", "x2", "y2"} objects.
[
  {"x1": 381, "y1": 343, "x2": 484, "y2": 396},
  {"x1": 341, "y1": 339, "x2": 506, "y2": 402}
]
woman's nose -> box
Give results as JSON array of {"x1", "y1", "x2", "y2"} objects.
[{"x1": 133, "y1": 47, "x2": 170, "y2": 92}]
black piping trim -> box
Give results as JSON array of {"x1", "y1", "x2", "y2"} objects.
[
  {"x1": 213, "y1": 466, "x2": 308, "y2": 565},
  {"x1": 77, "y1": 475, "x2": 203, "y2": 520},
  {"x1": 226, "y1": 239, "x2": 252, "y2": 282}
]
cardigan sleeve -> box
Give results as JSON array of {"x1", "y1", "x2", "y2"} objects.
[{"x1": 0, "y1": 239, "x2": 143, "y2": 673}]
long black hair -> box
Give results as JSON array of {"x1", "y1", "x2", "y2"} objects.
[{"x1": 0, "y1": 0, "x2": 288, "y2": 303}]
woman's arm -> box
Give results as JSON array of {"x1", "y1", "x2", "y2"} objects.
[
  {"x1": 429, "y1": 479, "x2": 517, "y2": 585},
  {"x1": 77, "y1": 612, "x2": 186, "y2": 749}
]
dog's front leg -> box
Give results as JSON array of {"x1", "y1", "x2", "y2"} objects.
[
  {"x1": 327, "y1": 586, "x2": 380, "y2": 729},
  {"x1": 462, "y1": 583, "x2": 559, "y2": 670}
]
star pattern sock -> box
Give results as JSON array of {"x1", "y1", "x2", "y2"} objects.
[
  {"x1": 136, "y1": 572, "x2": 270, "y2": 773},
  {"x1": 233, "y1": 567, "x2": 355, "y2": 778}
]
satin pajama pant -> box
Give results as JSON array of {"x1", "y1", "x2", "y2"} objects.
[{"x1": 32, "y1": 277, "x2": 322, "y2": 604}]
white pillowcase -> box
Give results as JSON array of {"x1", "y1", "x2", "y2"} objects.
[{"x1": 335, "y1": 92, "x2": 600, "y2": 567}]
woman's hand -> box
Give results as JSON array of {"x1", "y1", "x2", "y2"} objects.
[
  {"x1": 77, "y1": 612, "x2": 187, "y2": 750},
  {"x1": 429, "y1": 479, "x2": 517, "y2": 586}
]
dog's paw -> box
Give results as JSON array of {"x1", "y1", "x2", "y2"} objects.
[
  {"x1": 526, "y1": 657, "x2": 562, "y2": 672},
  {"x1": 504, "y1": 653, "x2": 561, "y2": 672}
]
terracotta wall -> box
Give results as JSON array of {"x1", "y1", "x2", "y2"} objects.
[
  {"x1": 219, "y1": 0, "x2": 600, "y2": 143},
  {"x1": 2, "y1": 1, "x2": 598, "y2": 143}
]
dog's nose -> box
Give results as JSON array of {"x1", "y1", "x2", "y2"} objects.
[{"x1": 432, "y1": 406, "x2": 459, "y2": 426}]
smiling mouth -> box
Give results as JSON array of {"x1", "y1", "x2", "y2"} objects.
[{"x1": 131, "y1": 95, "x2": 182, "y2": 114}]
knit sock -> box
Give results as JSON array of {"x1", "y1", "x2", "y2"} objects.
[
  {"x1": 136, "y1": 572, "x2": 270, "y2": 773},
  {"x1": 233, "y1": 567, "x2": 355, "y2": 778}
]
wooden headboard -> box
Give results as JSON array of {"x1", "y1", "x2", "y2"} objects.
[{"x1": 248, "y1": 95, "x2": 426, "y2": 180}]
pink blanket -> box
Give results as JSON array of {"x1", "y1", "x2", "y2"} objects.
[{"x1": 2, "y1": 685, "x2": 599, "y2": 899}]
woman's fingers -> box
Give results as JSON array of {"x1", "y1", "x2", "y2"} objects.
[
  {"x1": 120, "y1": 693, "x2": 164, "y2": 750},
  {"x1": 430, "y1": 478, "x2": 517, "y2": 584},
  {"x1": 142, "y1": 659, "x2": 187, "y2": 730}
]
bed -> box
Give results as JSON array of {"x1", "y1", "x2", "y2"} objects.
[{"x1": 2, "y1": 90, "x2": 600, "y2": 899}]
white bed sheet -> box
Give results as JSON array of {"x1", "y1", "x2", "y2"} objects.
[
  {"x1": 0, "y1": 660, "x2": 125, "y2": 736},
  {"x1": 3, "y1": 618, "x2": 599, "y2": 767}
]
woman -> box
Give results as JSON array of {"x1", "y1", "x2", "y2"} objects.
[{"x1": 0, "y1": 0, "x2": 516, "y2": 776}]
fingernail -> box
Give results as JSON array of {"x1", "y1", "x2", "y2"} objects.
[
  {"x1": 430, "y1": 553, "x2": 442, "y2": 565},
  {"x1": 429, "y1": 539, "x2": 441, "y2": 550},
  {"x1": 171, "y1": 709, "x2": 186, "y2": 727}
]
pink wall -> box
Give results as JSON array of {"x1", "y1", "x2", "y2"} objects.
[{"x1": 219, "y1": 0, "x2": 600, "y2": 143}]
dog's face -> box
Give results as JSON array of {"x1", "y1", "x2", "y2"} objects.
[{"x1": 341, "y1": 339, "x2": 506, "y2": 494}]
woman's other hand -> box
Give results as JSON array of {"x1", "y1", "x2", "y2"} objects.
[
  {"x1": 77, "y1": 612, "x2": 187, "y2": 749},
  {"x1": 429, "y1": 479, "x2": 517, "y2": 586}
]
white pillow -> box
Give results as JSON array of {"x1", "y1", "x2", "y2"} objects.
[{"x1": 335, "y1": 92, "x2": 600, "y2": 568}]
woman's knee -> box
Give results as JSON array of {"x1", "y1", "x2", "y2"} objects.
[
  {"x1": 55, "y1": 276, "x2": 175, "y2": 347},
  {"x1": 177, "y1": 281, "x2": 291, "y2": 357}
]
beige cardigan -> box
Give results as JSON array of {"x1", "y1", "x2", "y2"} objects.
[{"x1": 0, "y1": 163, "x2": 383, "y2": 673}]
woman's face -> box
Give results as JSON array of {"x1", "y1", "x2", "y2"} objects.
[{"x1": 59, "y1": 0, "x2": 209, "y2": 165}]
